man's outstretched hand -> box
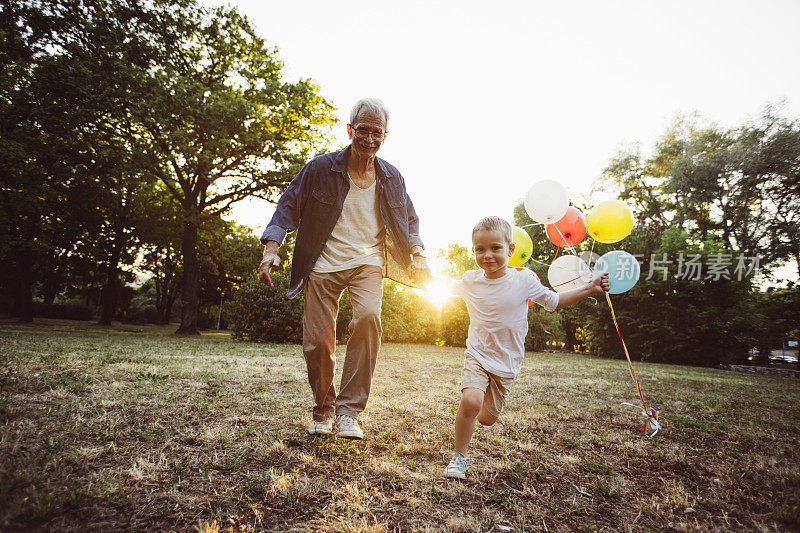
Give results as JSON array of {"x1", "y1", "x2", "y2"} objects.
[{"x1": 258, "y1": 242, "x2": 281, "y2": 288}]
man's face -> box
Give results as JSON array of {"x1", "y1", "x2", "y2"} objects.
[
  {"x1": 472, "y1": 229, "x2": 515, "y2": 279},
  {"x1": 348, "y1": 110, "x2": 386, "y2": 159}
]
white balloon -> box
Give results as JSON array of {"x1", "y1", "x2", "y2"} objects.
[
  {"x1": 547, "y1": 255, "x2": 592, "y2": 293},
  {"x1": 524, "y1": 180, "x2": 569, "y2": 224}
]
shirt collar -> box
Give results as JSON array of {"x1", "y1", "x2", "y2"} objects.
[{"x1": 331, "y1": 146, "x2": 391, "y2": 179}]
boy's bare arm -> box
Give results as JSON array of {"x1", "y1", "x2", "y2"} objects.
[{"x1": 554, "y1": 272, "x2": 610, "y2": 310}]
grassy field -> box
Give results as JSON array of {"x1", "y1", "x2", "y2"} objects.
[{"x1": 1, "y1": 319, "x2": 799, "y2": 532}]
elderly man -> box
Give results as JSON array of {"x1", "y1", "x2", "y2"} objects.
[{"x1": 258, "y1": 98, "x2": 430, "y2": 439}]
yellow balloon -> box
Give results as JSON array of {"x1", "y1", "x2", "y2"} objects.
[
  {"x1": 508, "y1": 226, "x2": 533, "y2": 266},
  {"x1": 587, "y1": 200, "x2": 634, "y2": 244}
]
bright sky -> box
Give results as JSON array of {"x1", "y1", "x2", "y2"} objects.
[{"x1": 220, "y1": 0, "x2": 800, "y2": 274}]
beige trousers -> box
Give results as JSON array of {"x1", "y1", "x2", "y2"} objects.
[{"x1": 303, "y1": 265, "x2": 383, "y2": 421}]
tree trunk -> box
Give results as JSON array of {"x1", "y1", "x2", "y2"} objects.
[
  {"x1": 165, "y1": 275, "x2": 179, "y2": 324},
  {"x1": 562, "y1": 316, "x2": 577, "y2": 352},
  {"x1": 176, "y1": 215, "x2": 200, "y2": 335},
  {"x1": 794, "y1": 251, "x2": 800, "y2": 281},
  {"x1": 98, "y1": 265, "x2": 118, "y2": 325},
  {"x1": 41, "y1": 251, "x2": 63, "y2": 304},
  {"x1": 98, "y1": 235, "x2": 126, "y2": 325},
  {"x1": 15, "y1": 250, "x2": 34, "y2": 323}
]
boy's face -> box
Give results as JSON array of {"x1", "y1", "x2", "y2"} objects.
[{"x1": 472, "y1": 228, "x2": 515, "y2": 279}]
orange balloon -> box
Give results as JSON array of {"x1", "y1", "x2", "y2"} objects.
[{"x1": 546, "y1": 207, "x2": 587, "y2": 248}]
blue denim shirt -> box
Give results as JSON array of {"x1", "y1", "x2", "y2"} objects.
[{"x1": 261, "y1": 147, "x2": 425, "y2": 298}]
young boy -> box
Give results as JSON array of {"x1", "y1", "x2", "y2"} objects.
[{"x1": 442, "y1": 216, "x2": 610, "y2": 479}]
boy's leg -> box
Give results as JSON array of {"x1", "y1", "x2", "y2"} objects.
[
  {"x1": 453, "y1": 354, "x2": 491, "y2": 455},
  {"x1": 477, "y1": 373, "x2": 515, "y2": 427},
  {"x1": 335, "y1": 265, "x2": 383, "y2": 420},
  {"x1": 303, "y1": 271, "x2": 346, "y2": 424},
  {"x1": 477, "y1": 407, "x2": 498, "y2": 427},
  {"x1": 454, "y1": 387, "x2": 485, "y2": 455}
]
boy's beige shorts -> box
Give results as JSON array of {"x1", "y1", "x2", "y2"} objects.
[{"x1": 460, "y1": 353, "x2": 516, "y2": 417}]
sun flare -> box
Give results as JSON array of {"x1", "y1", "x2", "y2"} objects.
[{"x1": 421, "y1": 280, "x2": 453, "y2": 309}]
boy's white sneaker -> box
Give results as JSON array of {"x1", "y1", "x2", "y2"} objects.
[
  {"x1": 335, "y1": 414, "x2": 363, "y2": 439},
  {"x1": 307, "y1": 418, "x2": 334, "y2": 435},
  {"x1": 443, "y1": 452, "x2": 469, "y2": 479}
]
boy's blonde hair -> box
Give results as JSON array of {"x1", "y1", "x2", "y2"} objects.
[{"x1": 472, "y1": 216, "x2": 513, "y2": 245}]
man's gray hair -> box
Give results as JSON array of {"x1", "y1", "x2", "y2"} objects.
[
  {"x1": 350, "y1": 98, "x2": 390, "y2": 129},
  {"x1": 472, "y1": 216, "x2": 513, "y2": 245}
]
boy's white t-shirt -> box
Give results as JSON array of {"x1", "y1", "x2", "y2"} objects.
[{"x1": 450, "y1": 267, "x2": 560, "y2": 379}]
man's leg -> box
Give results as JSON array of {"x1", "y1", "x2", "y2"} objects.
[
  {"x1": 335, "y1": 265, "x2": 383, "y2": 419},
  {"x1": 303, "y1": 271, "x2": 345, "y2": 424}
]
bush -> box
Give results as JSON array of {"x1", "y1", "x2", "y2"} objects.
[
  {"x1": 31, "y1": 302, "x2": 93, "y2": 321},
  {"x1": 436, "y1": 297, "x2": 469, "y2": 347},
  {"x1": 124, "y1": 304, "x2": 159, "y2": 324},
  {"x1": 380, "y1": 282, "x2": 437, "y2": 344},
  {"x1": 226, "y1": 275, "x2": 304, "y2": 343},
  {"x1": 526, "y1": 304, "x2": 567, "y2": 351}
]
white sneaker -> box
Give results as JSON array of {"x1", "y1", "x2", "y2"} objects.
[
  {"x1": 307, "y1": 418, "x2": 333, "y2": 435},
  {"x1": 443, "y1": 452, "x2": 469, "y2": 479},
  {"x1": 335, "y1": 414, "x2": 363, "y2": 439}
]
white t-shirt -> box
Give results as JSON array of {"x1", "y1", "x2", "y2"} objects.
[
  {"x1": 313, "y1": 175, "x2": 385, "y2": 273},
  {"x1": 450, "y1": 267, "x2": 560, "y2": 378}
]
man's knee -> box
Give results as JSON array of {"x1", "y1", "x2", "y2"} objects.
[
  {"x1": 303, "y1": 339, "x2": 335, "y2": 357},
  {"x1": 349, "y1": 310, "x2": 381, "y2": 333}
]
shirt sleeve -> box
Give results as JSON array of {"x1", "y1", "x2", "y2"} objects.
[
  {"x1": 260, "y1": 161, "x2": 314, "y2": 245},
  {"x1": 524, "y1": 269, "x2": 560, "y2": 312}
]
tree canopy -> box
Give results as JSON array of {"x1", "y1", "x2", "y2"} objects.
[{"x1": 0, "y1": 0, "x2": 335, "y2": 331}]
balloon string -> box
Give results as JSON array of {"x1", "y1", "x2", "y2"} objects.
[
  {"x1": 604, "y1": 292, "x2": 647, "y2": 412},
  {"x1": 533, "y1": 305, "x2": 557, "y2": 346},
  {"x1": 520, "y1": 222, "x2": 545, "y2": 229},
  {"x1": 553, "y1": 224, "x2": 578, "y2": 257},
  {"x1": 552, "y1": 275, "x2": 582, "y2": 288}
]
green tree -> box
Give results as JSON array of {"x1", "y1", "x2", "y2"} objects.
[
  {"x1": 0, "y1": 0, "x2": 86, "y2": 321},
  {"x1": 196, "y1": 218, "x2": 262, "y2": 328},
  {"x1": 0, "y1": 0, "x2": 176, "y2": 322},
  {"x1": 130, "y1": 4, "x2": 336, "y2": 334},
  {"x1": 600, "y1": 108, "x2": 800, "y2": 278},
  {"x1": 134, "y1": 186, "x2": 184, "y2": 324},
  {"x1": 584, "y1": 227, "x2": 762, "y2": 366}
]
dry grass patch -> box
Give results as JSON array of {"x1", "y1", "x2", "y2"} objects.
[{"x1": 1, "y1": 318, "x2": 799, "y2": 531}]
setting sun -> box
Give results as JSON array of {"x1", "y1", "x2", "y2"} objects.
[{"x1": 420, "y1": 280, "x2": 454, "y2": 309}]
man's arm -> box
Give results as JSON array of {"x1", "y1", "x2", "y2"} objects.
[
  {"x1": 257, "y1": 161, "x2": 313, "y2": 287},
  {"x1": 555, "y1": 272, "x2": 610, "y2": 310},
  {"x1": 403, "y1": 187, "x2": 431, "y2": 283}
]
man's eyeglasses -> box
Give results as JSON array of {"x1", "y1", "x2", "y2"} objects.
[{"x1": 351, "y1": 125, "x2": 386, "y2": 140}]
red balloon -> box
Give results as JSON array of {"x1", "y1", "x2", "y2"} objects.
[{"x1": 546, "y1": 207, "x2": 587, "y2": 248}]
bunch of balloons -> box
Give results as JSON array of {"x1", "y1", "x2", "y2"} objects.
[
  {"x1": 508, "y1": 179, "x2": 640, "y2": 295},
  {"x1": 517, "y1": 180, "x2": 660, "y2": 438}
]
